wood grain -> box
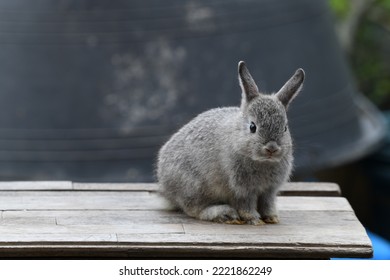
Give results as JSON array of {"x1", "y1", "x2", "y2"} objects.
[
  {"x1": 279, "y1": 182, "x2": 341, "y2": 196},
  {"x1": 0, "y1": 181, "x2": 341, "y2": 197},
  {"x1": 0, "y1": 181, "x2": 371, "y2": 259},
  {"x1": 72, "y1": 182, "x2": 342, "y2": 196},
  {"x1": 0, "y1": 181, "x2": 72, "y2": 191},
  {"x1": 0, "y1": 192, "x2": 349, "y2": 211}
]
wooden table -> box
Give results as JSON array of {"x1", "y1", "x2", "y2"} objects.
[{"x1": 0, "y1": 181, "x2": 372, "y2": 259}]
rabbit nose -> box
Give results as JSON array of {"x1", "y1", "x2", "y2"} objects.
[
  {"x1": 264, "y1": 142, "x2": 279, "y2": 155},
  {"x1": 265, "y1": 147, "x2": 277, "y2": 155},
  {"x1": 265, "y1": 147, "x2": 277, "y2": 154}
]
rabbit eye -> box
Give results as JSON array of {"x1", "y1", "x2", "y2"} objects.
[
  {"x1": 284, "y1": 125, "x2": 288, "y2": 132},
  {"x1": 249, "y1": 122, "x2": 257, "y2": 133}
]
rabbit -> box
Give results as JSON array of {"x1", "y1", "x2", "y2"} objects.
[{"x1": 157, "y1": 61, "x2": 305, "y2": 225}]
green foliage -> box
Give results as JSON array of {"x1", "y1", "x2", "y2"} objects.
[
  {"x1": 352, "y1": 22, "x2": 390, "y2": 107},
  {"x1": 329, "y1": 0, "x2": 351, "y2": 19},
  {"x1": 351, "y1": 0, "x2": 390, "y2": 109},
  {"x1": 328, "y1": 0, "x2": 390, "y2": 109},
  {"x1": 378, "y1": 0, "x2": 390, "y2": 10}
]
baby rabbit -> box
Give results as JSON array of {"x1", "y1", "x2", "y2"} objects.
[{"x1": 157, "y1": 61, "x2": 305, "y2": 225}]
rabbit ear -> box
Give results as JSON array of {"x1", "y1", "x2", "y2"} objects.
[
  {"x1": 238, "y1": 61, "x2": 259, "y2": 103},
  {"x1": 276, "y1": 68, "x2": 305, "y2": 109}
]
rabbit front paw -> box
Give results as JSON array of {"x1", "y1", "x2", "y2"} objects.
[
  {"x1": 262, "y1": 215, "x2": 279, "y2": 224},
  {"x1": 238, "y1": 210, "x2": 265, "y2": 226}
]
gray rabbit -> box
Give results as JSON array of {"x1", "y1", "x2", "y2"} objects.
[{"x1": 157, "y1": 61, "x2": 305, "y2": 225}]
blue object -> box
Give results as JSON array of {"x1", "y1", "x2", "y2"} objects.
[
  {"x1": 332, "y1": 230, "x2": 390, "y2": 260},
  {"x1": 368, "y1": 230, "x2": 390, "y2": 260}
]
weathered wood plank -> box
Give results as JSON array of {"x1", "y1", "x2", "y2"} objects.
[
  {"x1": 0, "y1": 181, "x2": 371, "y2": 259},
  {"x1": 116, "y1": 229, "x2": 370, "y2": 247},
  {"x1": 104, "y1": 243, "x2": 372, "y2": 259},
  {"x1": 277, "y1": 197, "x2": 351, "y2": 211},
  {"x1": 0, "y1": 191, "x2": 164, "y2": 211},
  {"x1": 0, "y1": 224, "x2": 184, "y2": 235},
  {"x1": 0, "y1": 243, "x2": 370, "y2": 259},
  {"x1": 0, "y1": 209, "x2": 372, "y2": 259},
  {"x1": 0, "y1": 234, "x2": 118, "y2": 243},
  {"x1": 73, "y1": 182, "x2": 159, "y2": 192},
  {"x1": 0, "y1": 209, "x2": 369, "y2": 245},
  {"x1": 0, "y1": 181, "x2": 341, "y2": 197},
  {"x1": 0, "y1": 191, "x2": 349, "y2": 211},
  {"x1": 0, "y1": 181, "x2": 72, "y2": 191},
  {"x1": 0, "y1": 215, "x2": 56, "y2": 226},
  {"x1": 73, "y1": 182, "x2": 341, "y2": 196},
  {"x1": 1, "y1": 210, "x2": 359, "y2": 227},
  {"x1": 279, "y1": 182, "x2": 341, "y2": 196},
  {"x1": 2, "y1": 211, "x2": 190, "y2": 226}
]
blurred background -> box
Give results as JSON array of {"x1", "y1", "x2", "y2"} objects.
[
  {"x1": 320, "y1": 0, "x2": 390, "y2": 259},
  {"x1": 0, "y1": 0, "x2": 389, "y2": 257}
]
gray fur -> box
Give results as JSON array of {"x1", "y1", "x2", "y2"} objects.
[{"x1": 157, "y1": 61, "x2": 305, "y2": 225}]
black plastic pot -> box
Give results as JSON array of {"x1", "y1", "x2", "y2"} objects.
[{"x1": 0, "y1": 0, "x2": 385, "y2": 181}]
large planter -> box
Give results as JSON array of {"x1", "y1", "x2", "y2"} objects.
[{"x1": 0, "y1": 0, "x2": 385, "y2": 181}]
